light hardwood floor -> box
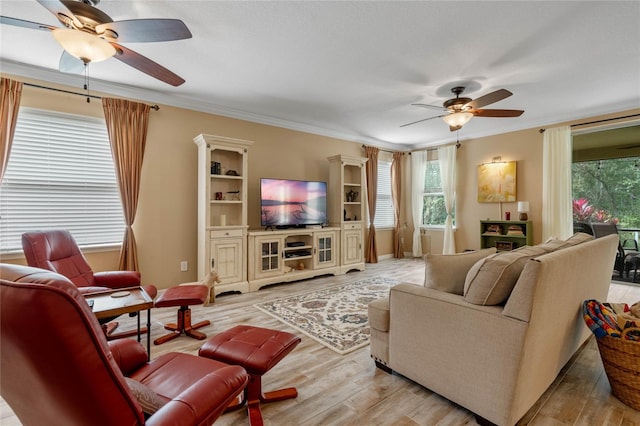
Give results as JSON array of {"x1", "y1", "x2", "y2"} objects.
[{"x1": 2, "y1": 258, "x2": 640, "y2": 425}]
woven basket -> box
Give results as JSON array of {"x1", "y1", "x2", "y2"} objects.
[{"x1": 596, "y1": 331, "x2": 640, "y2": 410}]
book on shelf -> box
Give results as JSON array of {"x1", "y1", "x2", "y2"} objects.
[
  {"x1": 496, "y1": 241, "x2": 516, "y2": 251},
  {"x1": 506, "y1": 225, "x2": 524, "y2": 235}
]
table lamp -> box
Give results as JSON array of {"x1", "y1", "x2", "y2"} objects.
[{"x1": 518, "y1": 201, "x2": 529, "y2": 221}]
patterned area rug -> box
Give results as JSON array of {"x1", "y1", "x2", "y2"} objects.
[{"x1": 254, "y1": 277, "x2": 398, "y2": 354}]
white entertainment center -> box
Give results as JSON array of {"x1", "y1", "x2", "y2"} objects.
[
  {"x1": 194, "y1": 134, "x2": 367, "y2": 295},
  {"x1": 247, "y1": 227, "x2": 340, "y2": 291}
]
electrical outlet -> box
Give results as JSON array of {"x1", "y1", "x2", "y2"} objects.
[{"x1": 180, "y1": 261, "x2": 188, "y2": 272}]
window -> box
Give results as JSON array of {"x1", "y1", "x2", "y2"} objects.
[
  {"x1": 373, "y1": 159, "x2": 395, "y2": 228},
  {"x1": 0, "y1": 108, "x2": 125, "y2": 253},
  {"x1": 423, "y1": 159, "x2": 454, "y2": 226},
  {"x1": 572, "y1": 156, "x2": 640, "y2": 234}
]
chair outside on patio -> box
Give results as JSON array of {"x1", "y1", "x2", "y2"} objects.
[
  {"x1": 573, "y1": 222, "x2": 593, "y2": 235},
  {"x1": 592, "y1": 223, "x2": 639, "y2": 280}
]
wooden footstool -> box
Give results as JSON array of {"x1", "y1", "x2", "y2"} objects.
[
  {"x1": 199, "y1": 325, "x2": 301, "y2": 426},
  {"x1": 153, "y1": 284, "x2": 211, "y2": 345}
]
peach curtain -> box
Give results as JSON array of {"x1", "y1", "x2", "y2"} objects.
[
  {"x1": 391, "y1": 151, "x2": 404, "y2": 258},
  {"x1": 364, "y1": 146, "x2": 379, "y2": 263},
  {"x1": 102, "y1": 98, "x2": 150, "y2": 271},
  {"x1": 0, "y1": 78, "x2": 23, "y2": 181}
]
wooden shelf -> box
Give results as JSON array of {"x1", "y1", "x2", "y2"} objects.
[
  {"x1": 195, "y1": 134, "x2": 253, "y2": 295},
  {"x1": 480, "y1": 220, "x2": 533, "y2": 251}
]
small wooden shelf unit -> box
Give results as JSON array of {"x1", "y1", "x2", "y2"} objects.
[{"x1": 480, "y1": 220, "x2": 533, "y2": 251}]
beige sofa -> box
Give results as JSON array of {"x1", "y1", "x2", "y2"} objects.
[{"x1": 368, "y1": 233, "x2": 618, "y2": 426}]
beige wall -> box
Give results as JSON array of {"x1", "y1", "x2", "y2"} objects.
[
  {"x1": 454, "y1": 127, "x2": 544, "y2": 251},
  {"x1": 397, "y1": 129, "x2": 544, "y2": 256},
  {"x1": 3, "y1": 74, "x2": 638, "y2": 288},
  {"x1": 417, "y1": 108, "x2": 640, "y2": 254},
  {"x1": 3, "y1": 76, "x2": 362, "y2": 288}
]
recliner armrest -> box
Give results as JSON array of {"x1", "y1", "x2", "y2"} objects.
[
  {"x1": 109, "y1": 339, "x2": 148, "y2": 375},
  {"x1": 94, "y1": 270, "x2": 141, "y2": 288},
  {"x1": 146, "y1": 366, "x2": 249, "y2": 426}
]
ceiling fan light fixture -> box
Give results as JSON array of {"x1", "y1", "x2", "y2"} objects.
[
  {"x1": 442, "y1": 111, "x2": 473, "y2": 129},
  {"x1": 53, "y1": 28, "x2": 115, "y2": 63}
]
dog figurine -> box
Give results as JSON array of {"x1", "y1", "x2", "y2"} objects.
[{"x1": 179, "y1": 270, "x2": 220, "y2": 306}]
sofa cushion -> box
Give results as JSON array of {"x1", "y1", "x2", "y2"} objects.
[
  {"x1": 464, "y1": 245, "x2": 547, "y2": 305},
  {"x1": 424, "y1": 248, "x2": 497, "y2": 295},
  {"x1": 368, "y1": 297, "x2": 390, "y2": 332},
  {"x1": 537, "y1": 238, "x2": 571, "y2": 253},
  {"x1": 565, "y1": 232, "x2": 594, "y2": 246}
]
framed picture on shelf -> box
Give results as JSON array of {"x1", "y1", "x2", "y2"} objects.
[
  {"x1": 496, "y1": 241, "x2": 516, "y2": 251},
  {"x1": 485, "y1": 224, "x2": 502, "y2": 234}
]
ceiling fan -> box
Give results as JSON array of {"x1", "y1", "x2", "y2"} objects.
[
  {"x1": 401, "y1": 86, "x2": 524, "y2": 131},
  {"x1": 0, "y1": 0, "x2": 192, "y2": 86}
]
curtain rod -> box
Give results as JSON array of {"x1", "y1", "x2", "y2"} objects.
[
  {"x1": 361, "y1": 145, "x2": 405, "y2": 154},
  {"x1": 538, "y1": 113, "x2": 640, "y2": 133},
  {"x1": 361, "y1": 143, "x2": 458, "y2": 154},
  {"x1": 412, "y1": 141, "x2": 461, "y2": 154},
  {"x1": 23, "y1": 82, "x2": 160, "y2": 111}
]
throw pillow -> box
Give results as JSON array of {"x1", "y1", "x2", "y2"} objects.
[
  {"x1": 424, "y1": 248, "x2": 497, "y2": 295},
  {"x1": 124, "y1": 377, "x2": 168, "y2": 416},
  {"x1": 463, "y1": 245, "x2": 547, "y2": 305},
  {"x1": 537, "y1": 238, "x2": 571, "y2": 253},
  {"x1": 565, "y1": 232, "x2": 594, "y2": 246}
]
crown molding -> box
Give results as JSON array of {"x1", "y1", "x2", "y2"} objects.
[{"x1": 2, "y1": 60, "x2": 406, "y2": 152}]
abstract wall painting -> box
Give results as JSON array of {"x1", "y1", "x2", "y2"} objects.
[{"x1": 477, "y1": 161, "x2": 517, "y2": 203}]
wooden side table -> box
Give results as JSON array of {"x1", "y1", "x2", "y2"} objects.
[{"x1": 84, "y1": 287, "x2": 154, "y2": 360}]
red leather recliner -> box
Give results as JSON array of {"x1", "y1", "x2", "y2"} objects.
[
  {"x1": 0, "y1": 264, "x2": 249, "y2": 426},
  {"x1": 22, "y1": 229, "x2": 158, "y2": 337},
  {"x1": 21, "y1": 229, "x2": 157, "y2": 299}
]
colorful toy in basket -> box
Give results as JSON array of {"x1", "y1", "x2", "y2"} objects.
[{"x1": 583, "y1": 299, "x2": 640, "y2": 341}]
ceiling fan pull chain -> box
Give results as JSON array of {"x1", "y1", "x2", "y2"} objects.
[{"x1": 84, "y1": 63, "x2": 90, "y2": 103}]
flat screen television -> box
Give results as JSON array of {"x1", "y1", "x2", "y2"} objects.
[{"x1": 260, "y1": 178, "x2": 327, "y2": 228}]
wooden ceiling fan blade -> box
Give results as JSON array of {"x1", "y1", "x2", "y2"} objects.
[
  {"x1": 472, "y1": 109, "x2": 524, "y2": 117},
  {"x1": 97, "y1": 19, "x2": 192, "y2": 43},
  {"x1": 411, "y1": 103, "x2": 446, "y2": 111},
  {"x1": 112, "y1": 43, "x2": 185, "y2": 86},
  {"x1": 0, "y1": 15, "x2": 56, "y2": 31},
  {"x1": 466, "y1": 89, "x2": 512, "y2": 110},
  {"x1": 36, "y1": 0, "x2": 83, "y2": 27},
  {"x1": 400, "y1": 115, "x2": 445, "y2": 128},
  {"x1": 59, "y1": 50, "x2": 86, "y2": 74},
  {"x1": 60, "y1": 0, "x2": 112, "y2": 26}
]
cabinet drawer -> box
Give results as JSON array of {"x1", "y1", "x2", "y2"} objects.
[
  {"x1": 343, "y1": 223, "x2": 362, "y2": 230},
  {"x1": 210, "y1": 229, "x2": 243, "y2": 239}
]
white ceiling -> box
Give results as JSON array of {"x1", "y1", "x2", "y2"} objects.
[{"x1": 1, "y1": 1, "x2": 639, "y2": 150}]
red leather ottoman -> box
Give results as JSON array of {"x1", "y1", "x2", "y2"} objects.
[
  {"x1": 153, "y1": 284, "x2": 210, "y2": 345},
  {"x1": 199, "y1": 325, "x2": 301, "y2": 426}
]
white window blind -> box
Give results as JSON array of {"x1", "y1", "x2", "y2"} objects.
[
  {"x1": 0, "y1": 108, "x2": 125, "y2": 253},
  {"x1": 374, "y1": 159, "x2": 395, "y2": 228}
]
